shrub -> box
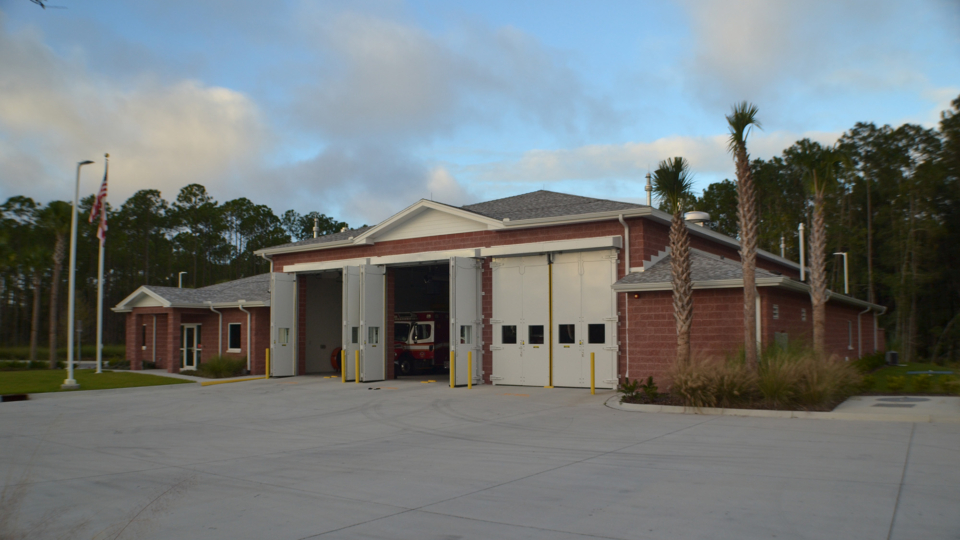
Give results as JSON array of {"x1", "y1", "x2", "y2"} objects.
[
  {"x1": 196, "y1": 356, "x2": 246, "y2": 378},
  {"x1": 670, "y1": 346, "x2": 861, "y2": 411},
  {"x1": 640, "y1": 376, "x2": 659, "y2": 401},
  {"x1": 860, "y1": 374, "x2": 877, "y2": 392},
  {"x1": 617, "y1": 377, "x2": 641, "y2": 403},
  {"x1": 939, "y1": 375, "x2": 960, "y2": 395},
  {"x1": 852, "y1": 352, "x2": 886, "y2": 374},
  {"x1": 886, "y1": 376, "x2": 907, "y2": 392},
  {"x1": 912, "y1": 374, "x2": 933, "y2": 393}
]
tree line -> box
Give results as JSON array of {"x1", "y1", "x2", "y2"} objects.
[
  {"x1": 685, "y1": 95, "x2": 960, "y2": 363},
  {"x1": 0, "y1": 183, "x2": 349, "y2": 362}
]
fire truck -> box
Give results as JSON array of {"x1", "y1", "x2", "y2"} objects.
[{"x1": 393, "y1": 311, "x2": 450, "y2": 376}]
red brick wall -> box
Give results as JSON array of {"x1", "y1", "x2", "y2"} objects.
[
  {"x1": 623, "y1": 288, "x2": 746, "y2": 386},
  {"x1": 250, "y1": 307, "x2": 270, "y2": 375}
]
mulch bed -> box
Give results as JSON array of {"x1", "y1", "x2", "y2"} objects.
[{"x1": 618, "y1": 393, "x2": 847, "y2": 412}]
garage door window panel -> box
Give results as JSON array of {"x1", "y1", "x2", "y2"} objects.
[
  {"x1": 558, "y1": 324, "x2": 576, "y2": 344},
  {"x1": 529, "y1": 325, "x2": 544, "y2": 345},
  {"x1": 502, "y1": 325, "x2": 517, "y2": 344},
  {"x1": 588, "y1": 324, "x2": 605, "y2": 344}
]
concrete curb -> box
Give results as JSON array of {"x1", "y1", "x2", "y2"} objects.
[
  {"x1": 605, "y1": 396, "x2": 960, "y2": 423},
  {"x1": 200, "y1": 376, "x2": 267, "y2": 387}
]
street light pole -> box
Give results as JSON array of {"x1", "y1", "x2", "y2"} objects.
[
  {"x1": 62, "y1": 159, "x2": 94, "y2": 390},
  {"x1": 834, "y1": 252, "x2": 849, "y2": 295},
  {"x1": 179, "y1": 272, "x2": 187, "y2": 288}
]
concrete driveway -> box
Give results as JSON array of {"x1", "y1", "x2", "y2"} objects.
[{"x1": 1, "y1": 376, "x2": 957, "y2": 539}]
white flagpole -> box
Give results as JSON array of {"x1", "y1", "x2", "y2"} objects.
[{"x1": 95, "y1": 154, "x2": 108, "y2": 374}]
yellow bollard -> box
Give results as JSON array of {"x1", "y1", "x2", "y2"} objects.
[
  {"x1": 341, "y1": 349, "x2": 346, "y2": 383},
  {"x1": 265, "y1": 348, "x2": 270, "y2": 379},
  {"x1": 590, "y1": 352, "x2": 595, "y2": 395},
  {"x1": 355, "y1": 350, "x2": 360, "y2": 384},
  {"x1": 450, "y1": 350, "x2": 455, "y2": 388},
  {"x1": 467, "y1": 351, "x2": 472, "y2": 389}
]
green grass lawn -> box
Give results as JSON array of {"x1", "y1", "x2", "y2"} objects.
[
  {"x1": 865, "y1": 362, "x2": 959, "y2": 394},
  {"x1": 0, "y1": 369, "x2": 193, "y2": 395}
]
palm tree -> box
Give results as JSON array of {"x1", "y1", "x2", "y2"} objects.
[
  {"x1": 796, "y1": 144, "x2": 846, "y2": 356},
  {"x1": 653, "y1": 157, "x2": 696, "y2": 365},
  {"x1": 39, "y1": 201, "x2": 72, "y2": 368},
  {"x1": 726, "y1": 102, "x2": 762, "y2": 370},
  {"x1": 22, "y1": 243, "x2": 48, "y2": 362}
]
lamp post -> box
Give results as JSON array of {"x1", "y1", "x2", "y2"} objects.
[
  {"x1": 62, "y1": 159, "x2": 95, "y2": 390},
  {"x1": 834, "y1": 252, "x2": 849, "y2": 295},
  {"x1": 179, "y1": 272, "x2": 187, "y2": 288}
]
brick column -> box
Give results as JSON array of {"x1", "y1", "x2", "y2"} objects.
[
  {"x1": 166, "y1": 309, "x2": 181, "y2": 373},
  {"x1": 126, "y1": 313, "x2": 141, "y2": 370}
]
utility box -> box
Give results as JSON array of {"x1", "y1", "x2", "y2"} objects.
[{"x1": 885, "y1": 351, "x2": 899, "y2": 365}]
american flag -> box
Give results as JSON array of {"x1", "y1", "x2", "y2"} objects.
[{"x1": 89, "y1": 158, "x2": 108, "y2": 244}]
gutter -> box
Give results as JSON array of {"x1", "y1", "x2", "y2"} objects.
[{"x1": 613, "y1": 276, "x2": 886, "y2": 312}]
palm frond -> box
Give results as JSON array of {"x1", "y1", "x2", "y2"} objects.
[
  {"x1": 652, "y1": 157, "x2": 696, "y2": 215},
  {"x1": 726, "y1": 101, "x2": 762, "y2": 153}
]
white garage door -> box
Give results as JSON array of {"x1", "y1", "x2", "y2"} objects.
[
  {"x1": 552, "y1": 250, "x2": 618, "y2": 388},
  {"x1": 450, "y1": 257, "x2": 481, "y2": 387},
  {"x1": 360, "y1": 264, "x2": 386, "y2": 382},
  {"x1": 491, "y1": 255, "x2": 549, "y2": 386}
]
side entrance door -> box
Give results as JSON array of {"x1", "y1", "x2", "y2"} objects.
[
  {"x1": 181, "y1": 324, "x2": 199, "y2": 370},
  {"x1": 450, "y1": 257, "x2": 481, "y2": 386},
  {"x1": 270, "y1": 272, "x2": 297, "y2": 377},
  {"x1": 360, "y1": 264, "x2": 386, "y2": 382}
]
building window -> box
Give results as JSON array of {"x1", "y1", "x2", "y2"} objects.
[
  {"x1": 801, "y1": 308, "x2": 807, "y2": 322},
  {"x1": 228, "y1": 323, "x2": 242, "y2": 351},
  {"x1": 773, "y1": 304, "x2": 779, "y2": 320},
  {"x1": 460, "y1": 325, "x2": 473, "y2": 345},
  {"x1": 588, "y1": 324, "x2": 605, "y2": 344},
  {"x1": 368, "y1": 326, "x2": 380, "y2": 345}
]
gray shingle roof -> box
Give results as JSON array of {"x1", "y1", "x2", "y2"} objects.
[
  {"x1": 615, "y1": 250, "x2": 780, "y2": 286},
  {"x1": 462, "y1": 190, "x2": 643, "y2": 221},
  {"x1": 144, "y1": 273, "x2": 271, "y2": 306},
  {"x1": 265, "y1": 226, "x2": 373, "y2": 251}
]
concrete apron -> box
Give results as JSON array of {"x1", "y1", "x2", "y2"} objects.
[{"x1": 608, "y1": 395, "x2": 960, "y2": 423}]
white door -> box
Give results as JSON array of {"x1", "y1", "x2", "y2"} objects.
[
  {"x1": 270, "y1": 272, "x2": 297, "y2": 377},
  {"x1": 181, "y1": 324, "x2": 199, "y2": 370},
  {"x1": 342, "y1": 266, "x2": 361, "y2": 381},
  {"x1": 450, "y1": 257, "x2": 481, "y2": 386},
  {"x1": 360, "y1": 264, "x2": 386, "y2": 382},
  {"x1": 551, "y1": 251, "x2": 618, "y2": 389},
  {"x1": 491, "y1": 255, "x2": 549, "y2": 386}
]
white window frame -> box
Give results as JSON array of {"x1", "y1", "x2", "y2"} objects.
[{"x1": 227, "y1": 322, "x2": 243, "y2": 353}]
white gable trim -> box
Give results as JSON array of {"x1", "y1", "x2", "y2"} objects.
[
  {"x1": 112, "y1": 287, "x2": 171, "y2": 312},
  {"x1": 353, "y1": 200, "x2": 504, "y2": 243}
]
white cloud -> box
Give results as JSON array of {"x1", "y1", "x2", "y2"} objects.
[
  {"x1": 0, "y1": 18, "x2": 270, "y2": 206},
  {"x1": 465, "y1": 130, "x2": 841, "y2": 188}
]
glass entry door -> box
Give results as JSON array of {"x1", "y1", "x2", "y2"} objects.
[{"x1": 181, "y1": 324, "x2": 200, "y2": 370}]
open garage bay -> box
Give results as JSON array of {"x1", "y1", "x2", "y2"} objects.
[{"x1": 1, "y1": 379, "x2": 957, "y2": 539}]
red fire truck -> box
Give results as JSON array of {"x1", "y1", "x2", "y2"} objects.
[{"x1": 393, "y1": 311, "x2": 450, "y2": 376}]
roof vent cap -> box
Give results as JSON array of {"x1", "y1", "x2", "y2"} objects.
[{"x1": 684, "y1": 211, "x2": 711, "y2": 227}]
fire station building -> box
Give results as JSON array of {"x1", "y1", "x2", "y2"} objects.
[{"x1": 117, "y1": 190, "x2": 886, "y2": 388}]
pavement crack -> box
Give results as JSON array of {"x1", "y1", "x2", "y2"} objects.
[{"x1": 886, "y1": 422, "x2": 915, "y2": 540}]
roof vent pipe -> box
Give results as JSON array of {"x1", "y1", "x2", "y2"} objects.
[
  {"x1": 645, "y1": 173, "x2": 652, "y2": 206},
  {"x1": 683, "y1": 211, "x2": 710, "y2": 227},
  {"x1": 313, "y1": 217, "x2": 319, "y2": 238}
]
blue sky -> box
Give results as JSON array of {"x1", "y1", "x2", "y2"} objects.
[{"x1": 1, "y1": 0, "x2": 958, "y2": 226}]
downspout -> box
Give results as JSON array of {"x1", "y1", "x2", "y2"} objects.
[
  {"x1": 857, "y1": 306, "x2": 870, "y2": 358},
  {"x1": 798, "y1": 223, "x2": 805, "y2": 281},
  {"x1": 206, "y1": 302, "x2": 223, "y2": 357},
  {"x1": 618, "y1": 214, "x2": 630, "y2": 380},
  {"x1": 238, "y1": 300, "x2": 252, "y2": 373},
  {"x1": 152, "y1": 315, "x2": 157, "y2": 363}
]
